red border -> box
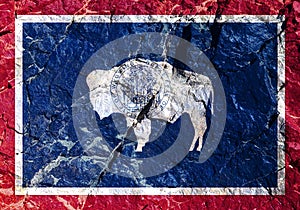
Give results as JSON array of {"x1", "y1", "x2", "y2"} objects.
[{"x1": 0, "y1": 0, "x2": 299, "y2": 209}]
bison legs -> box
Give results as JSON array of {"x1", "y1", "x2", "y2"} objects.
[{"x1": 126, "y1": 117, "x2": 152, "y2": 152}]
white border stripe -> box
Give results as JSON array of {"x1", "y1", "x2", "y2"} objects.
[
  {"x1": 18, "y1": 186, "x2": 282, "y2": 196},
  {"x1": 16, "y1": 15, "x2": 283, "y2": 23},
  {"x1": 15, "y1": 15, "x2": 285, "y2": 195},
  {"x1": 277, "y1": 19, "x2": 286, "y2": 195},
  {"x1": 15, "y1": 17, "x2": 24, "y2": 194}
]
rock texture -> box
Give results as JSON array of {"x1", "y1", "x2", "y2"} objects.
[
  {"x1": 87, "y1": 59, "x2": 211, "y2": 152},
  {"x1": 0, "y1": 0, "x2": 299, "y2": 209}
]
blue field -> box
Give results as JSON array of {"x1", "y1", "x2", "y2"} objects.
[{"x1": 22, "y1": 21, "x2": 278, "y2": 188}]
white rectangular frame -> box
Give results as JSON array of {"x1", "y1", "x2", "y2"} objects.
[{"x1": 15, "y1": 15, "x2": 285, "y2": 195}]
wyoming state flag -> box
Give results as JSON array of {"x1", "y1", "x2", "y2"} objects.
[
  {"x1": 1, "y1": 0, "x2": 299, "y2": 209},
  {"x1": 15, "y1": 15, "x2": 284, "y2": 194}
]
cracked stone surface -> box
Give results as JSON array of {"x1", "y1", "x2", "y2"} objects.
[
  {"x1": 87, "y1": 59, "x2": 211, "y2": 152},
  {"x1": 18, "y1": 20, "x2": 280, "y2": 189},
  {"x1": 0, "y1": 0, "x2": 299, "y2": 209}
]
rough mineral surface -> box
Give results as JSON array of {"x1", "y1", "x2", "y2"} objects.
[
  {"x1": 19, "y1": 19, "x2": 280, "y2": 190},
  {"x1": 87, "y1": 60, "x2": 211, "y2": 152},
  {"x1": 0, "y1": 0, "x2": 299, "y2": 209}
]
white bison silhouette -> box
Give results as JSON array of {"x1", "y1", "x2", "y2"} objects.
[{"x1": 86, "y1": 59, "x2": 212, "y2": 152}]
